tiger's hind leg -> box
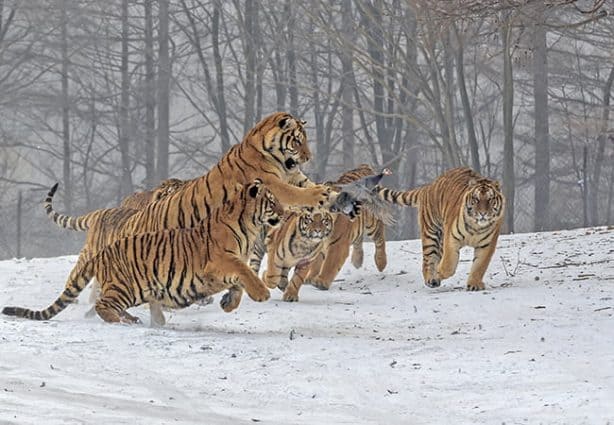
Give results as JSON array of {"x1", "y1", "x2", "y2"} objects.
[
  {"x1": 466, "y1": 228, "x2": 500, "y2": 291},
  {"x1": 95, "y1": 284, "x2": 140, "y2": 324},
  {"x1": 310, "y1": 237, "x2": 350, "y2": 290},
  {"x1": 350, "y1": 236, "x2": 364, "y2": 269},
  {"x1": 435, "y1": 227, "x2": 461, "y2": 282},
  {"x1": 368, "y1": 219, "x2": 387, "y2": 272}
]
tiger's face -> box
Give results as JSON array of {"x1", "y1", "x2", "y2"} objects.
[
  {"x1": 464, "y1": 181, "x2": 504, "y2": 227},
  {"x1": 246, "y1": 179, "x2": 284, "y2": 227},
  {"x1": 154, "y1": 178, "x2": 186, "y2": 201},
  {"x1": 263, "y1": 114, "x2": 312, "y2": 171},
  {"x1": 298, "y1": 207, "x2": 333, "y2": 240}
]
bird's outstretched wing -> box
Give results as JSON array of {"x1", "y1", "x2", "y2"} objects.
[{"x1": 333, "y1": 168, "x2": 396, "y2": 225}]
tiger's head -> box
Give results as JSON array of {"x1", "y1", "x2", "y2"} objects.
[
  {"x1": 153, "y1": 178, "x2": 187, "y2": 201},
  {"x1": 244, "y1": 179, "x2": 285, "y2": 228},
  {"x1": 464, "y1": 179, "x2": 505, "y2": 227},
  {"x1": 260, "y1": 112, "x2": 312, "y2": 172},
  {"x1": 297, "y1": 207, "x2": 334, "y2": 240}
]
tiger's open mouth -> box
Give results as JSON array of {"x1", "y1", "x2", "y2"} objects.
[
  {"x1": 284, "y1": 158, "x2": 297, "y2": 170},
  {"x1": 267, "y1": 217, "x2": 281, "y2": 226}
]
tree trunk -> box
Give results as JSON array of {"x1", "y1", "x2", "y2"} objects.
[
  {"x1": 359, "y1": 0, "x2": 394, "y2": 165},
  {"x1": 502, "y1": 13, "x2": 515, "y2": 233},
  {"x1": 590, "y1": 65, "x2": 614, "y2": 225},
  {"x1": 533, "y1": 6, "x2": 550, "y2": 232},
  {"x1": 285, "y1": 1, "x2": 298, "y2": 116},
  {"x1": 341, "y1": 0, "x2": 353, "y2": 170},
  {"x1": 243, "y1": 0, "x2": 256, "y2": 133},
  {"x1": 157, "y1": 0, "x2": 170, "y2": 181},
  {"x1": 119, "y1": 0, "x2": 133, "y2": 196},
  {"x1": 16, "y1": 191, "x2": 21, "y2": 258},
  {"x1": 454, "y1": 25, "x2": 480, "y2": 173},
  {"x1": 582, "y1": 145, "x2": 589, "y2": 227},
  {"x1": 144, "y1": 0, "x2": 156, "y2": 188},
  {"x1": 442, "y1": 33, "x2": 461, "y2": 167},
  {"x1": 212, "y1": 4, "x2": 230, "y2": 152},
  {"x1": 61, "y1": 0, "x2": 71, "y2": 213}
]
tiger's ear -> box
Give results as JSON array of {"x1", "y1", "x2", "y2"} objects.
[
  {"x1": 468, "y1": 178, "x2": 478, "y2": 187},
  {"x1": 493, "y1": 180, "x2": 501, "y2": 191},
  {"x1": 248, "y1": 179, "x2": 263, "y2": 198},
  {"x1": 278, "y1": 115, "x2": 294, "y2": 130}
]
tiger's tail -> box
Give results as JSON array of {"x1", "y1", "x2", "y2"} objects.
[
  {"x1": 44, "y1": 183, "x2": 91, "y2": 231},
  {"x1": 2, "y1": 260, "x2": 95, "y2": 321},
  {"x1": 375, "y1": 186, "x2": 422, "y2": 207}
]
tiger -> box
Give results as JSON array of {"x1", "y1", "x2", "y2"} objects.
[
  {"x1": 44, "y1": 179, "x2": 190, "y2": 311},
  {"x1": 300, "y1": 164, "x2": 389, "y2": 291},
  {"x1": 44, "y1": 178, "x2": 186, "y2": 233},
  {"x1": 260, "y1": 206, "x2": 334, "y2": 302},
  {"x1": 120, "y1": 178, "x2": 188, "y2": 210},
  {"x1": 375, "y1": 167, "x2": 505, "y2": 291},
  {"x1": 43, "y1": 112, "x2": 336, "y2": 319},
  {"x1": 3, "y1": 180, "x2": 284, "y2": 324}
]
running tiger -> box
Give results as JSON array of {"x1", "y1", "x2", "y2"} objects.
[
  {"x1": 261, "y1": 206, "x2": 334, "y2": 302},
  {"x1": 3, "y1": 180, "x2": 283, "y2": 324},
  {"x1": 376, "y1": 167, "x2": 505, "y2": 290},
  {"x1": 303, "y1": 164, "x2": 389, "y2": 291},
  {"x1": 44, "y1": 178, "x2": 188, "y2": 309},
  {"x1": 120, "y1": 178, "x2": 188, "y2": 210},
  {"x1": 43, "y1": 112, "x2": 338, "y2": 317}
]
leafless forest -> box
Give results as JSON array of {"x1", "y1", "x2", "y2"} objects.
[{"x1": 0, "y1": 0, "x2": 612, "y2": 259}]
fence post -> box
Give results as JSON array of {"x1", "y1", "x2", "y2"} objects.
[
  {"x1": 16, "y1": 191, "x2": 22, "y2": 258},
  {"x1": 582, "y1": 145, "x2": 589, "y2": 227}
]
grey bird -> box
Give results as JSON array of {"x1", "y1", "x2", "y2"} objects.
[{"x1": 330, "y1": 168, "x2": 395, "y2": 225}]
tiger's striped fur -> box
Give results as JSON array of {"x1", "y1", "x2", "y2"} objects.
[
  {"x1": 302, "y1": 164, "x2": 388, "y2": 291},
  {"x1": 44, "y1": 112, "x2": 333, "y2": 317},
  {"x1": 376, "y1": 167, "x2": 505, "y2": 290},
  {"x1": 3, "y1": 180, "x2": 283, "y2": 323},
  {"x1": 44, "y1": 178, "x2": 186, "y2": 233},
  {"x1": 120, "y1": 178, "x2": 188, "y2": 210},
  {"x1": 261, "y1": 207, "x2": 334, "y2": 302},
  {"x1": 44, "y1": 180, "x2": 187, "y2": 313}
]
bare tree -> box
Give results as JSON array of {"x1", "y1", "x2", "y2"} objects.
[
  {"x1": 118, "y1": 0, "x2": 133, "y2": 196},
  {"x1": 532, "y1": 3, "x2": 550, "y2": 232},
  {"x1": 143, "y1": 0, "x2": 156, "y2": 188},
  {"x1": 157, "y1": 0, "x2": 170, "y2": 181}
]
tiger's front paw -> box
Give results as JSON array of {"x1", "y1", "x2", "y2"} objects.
[
  {"x1": 466, "y1": 281, "x2": 485, "y2": 291},
  {"x1": 220, "y1": 289, "x2": 242, "y2": 312},
  {"x1": 120, "y1": 312, "x2": 141, "y2": 324},
  {"x1": 312, "y1": 185, "x2": 333, "y2": 207},
  {"x1": 282, "y1": 290, "x2": 299, "y2": 302},
  {"x1": 425, "y1": 278, "x2": 441, "y2": 288},
  {"x1": 310, "y1": 278, "x2": 331, "y2": 291},
  {"x1": 247, "y1": 286, "x2": 271, "y2": 302}
]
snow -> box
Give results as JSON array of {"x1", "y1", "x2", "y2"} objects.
[{"x1": 1, "y1": 227, "x2": 613, "y2": 424}]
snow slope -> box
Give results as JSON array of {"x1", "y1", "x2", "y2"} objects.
[{"x1": 1, "y1": 227, "x2": 613, "y2": 425}]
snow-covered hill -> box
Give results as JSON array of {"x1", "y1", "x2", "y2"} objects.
[{"x1": 1, "y1": 227, "x2": 613, "y2": 425}]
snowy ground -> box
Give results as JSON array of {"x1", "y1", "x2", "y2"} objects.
[{"x1": 0, "y1": 227, "x2": 613, "y2": 425}]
